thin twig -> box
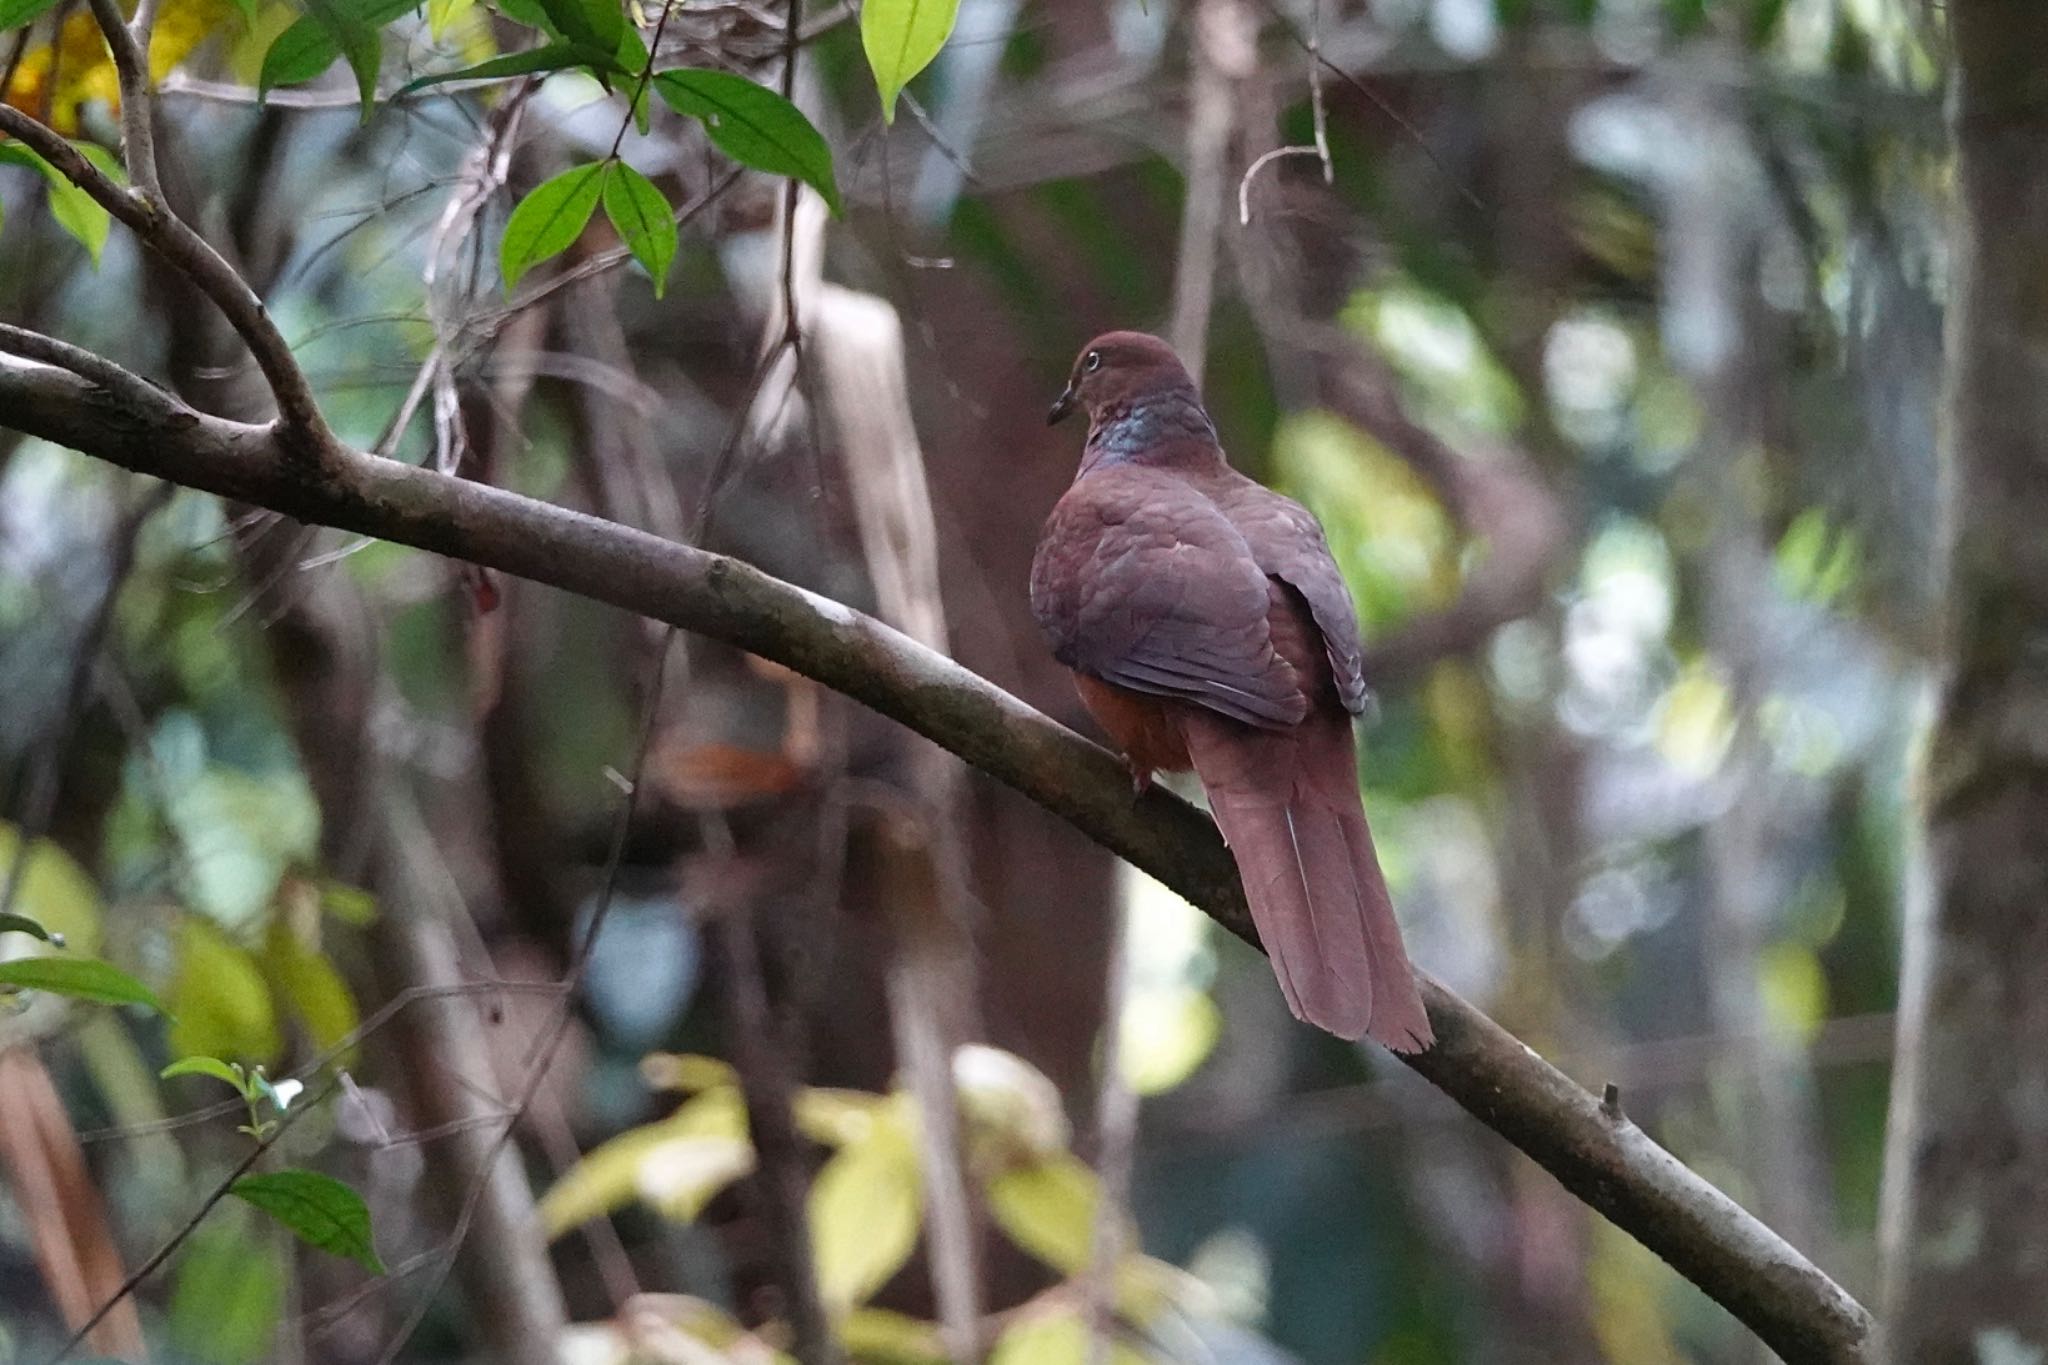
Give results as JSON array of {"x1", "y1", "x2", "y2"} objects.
[
  {"x1": 78, "y1": 981, "x2": 569, "y2": 1144},
  {"x1": 49, "y1": 1078, "x2": 342, "y2": 1364},
  {"x1": 0, "y1": 323, "x2": 171, "y2": 412},
  {"x1": 0, "y1": 30, "x2": 30, "y2": 106},
  {"x1": 82, "y1": 0, "x2": 162, "y2": 201},
  {"x1": 1081, "y1": 903, "x2": 1138, "y2": 1365},
  {"x1": 1236, "y1": 145, "x2": 1323, "y2": 224},
  {"x1": 1250, "y1": 0, "x2": 1483, "y2": 212},
  {"x1": 0, "y1": 478, "x2": 174, "y2": 921},
  {"x1": 368, "y1": 638, "x2": 674, "y2": 1365}
]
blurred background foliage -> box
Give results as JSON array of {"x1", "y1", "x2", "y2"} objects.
[{"x1": 0, "y1": 0, "x2": 1941, "y2": 1359}]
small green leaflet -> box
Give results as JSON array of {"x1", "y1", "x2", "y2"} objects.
[
  {"x1": 652, "y1": 70, "x2": 840, "y2": 215},
  {"x1": 0, "y1": 957, "x2": 164, "y2": 1012},
  {"x1": 0, "y1": 0, "x2": 62, "y2": 30},
  {"x1": 0, "y1": 912, "x2": 53, "y2": 941},
  {"x1": 0, "y1": 142, "x2": 114, "y2": 264},
  {"x1": 602, "y1": 161, "x2": 676, "y2": 297},
  {"x1": 394, "y1": 42, "x2": 620, "y2": 96},
  {"x1": 533, "y1": 0, "x2": 622, "y2": 62},
  {"x1": 161, "y1": 1055, "x2": 246, "y2": 1088},
  {"x1": 859, "y1": 0, "x2": 960, "y2": 125},
  {"x1": 258, "y1": 0, "x2": 416, "y2": 101},
  {"x1": 231, "y1": 1170, "x2": 385, "y2": 1274},
  {"x1": 499, "y1": 161, "x2": 606, "y2": 289}
]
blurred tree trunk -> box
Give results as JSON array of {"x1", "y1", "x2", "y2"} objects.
[{"x1": 1879, "y1": 3, "x2": 2048, "y2": 1358}]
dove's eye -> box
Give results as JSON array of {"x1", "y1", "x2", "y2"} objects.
[{"x1": 1083, "y1": 350, "x2": 1102, "y2": 373}]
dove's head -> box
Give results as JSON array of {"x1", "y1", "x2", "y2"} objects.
[{"x1": 1047, "y1": 331, "x2": 1200, "y2": 427}]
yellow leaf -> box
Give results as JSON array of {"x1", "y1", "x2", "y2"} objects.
[
  {"x1": 168, "y1": 915, "x2": 281, "y2": 1067},
  {"x1": 426, "y1": 0, "x2": 474, "y2": 39},
  {"x1": 809, "y1": 1097, "x2": 922, "y2": 1310},
  {"x1": 0, "y1": 822, "x2": 102, "y2": 956},
  {"x1": 987, "y1": 1155, "x2": 1099, "y2": 1274},
  {"x1": 539, "y1": 1087, "x2": 746, "y2": 1237},
  {"x1": 840, "y1": 1308, "x2": 947, "y2": 1365},
  {"x1": 987, "y1": 1305, "x2": 1149, "y2": 1365},
  {"x1": 640, "y1": 1052, "x2": 737, "y2": 1094},
  {"x1": 795, "y1": 1086, "x2": 888, "y2": 1147},
  {"x1": 1118, "y1": 988, "x2": 1220, "y2": 1097},
  {"x1": 635, "y1": 1135, "x2": 755, "y2": 1222},
  {"x1": 261, "y1": 918, "x2": 359, "y2": 1061}
]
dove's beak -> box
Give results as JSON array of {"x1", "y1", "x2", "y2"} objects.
[{"x1": 1047, "y1": 381, "x2": 1079, "y2": 426}]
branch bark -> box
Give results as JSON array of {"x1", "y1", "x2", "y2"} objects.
[{"x1": 0, "y1": 350, "x2": 1874, "y2": 1361}]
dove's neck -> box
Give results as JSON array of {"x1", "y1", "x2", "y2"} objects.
[{"x1": 1082, "y1": 390, "x2": 1221, "y2": 473}]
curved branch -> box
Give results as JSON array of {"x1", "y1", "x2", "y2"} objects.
[{"x1": 0, "y1": 354, "x2": 1873, "y2": 1364}]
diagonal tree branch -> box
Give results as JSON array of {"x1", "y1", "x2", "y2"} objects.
[{"x1": 0, "y1": 351, "x2": 1874, "y2": 1364}]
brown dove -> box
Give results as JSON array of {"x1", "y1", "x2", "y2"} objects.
[{"x1": 1030, "y1": 331, "x2": 1433, "y2": 1051}]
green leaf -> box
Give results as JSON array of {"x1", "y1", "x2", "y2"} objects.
[
  {"x1": 0, "y1": 957, "x2": 164, "y2": 1012},
  {"x1": 499, "y1": 160, "x2": 606, "y2": 289},
  {"x1": 492, "y1": 0, "x2": 547, "y2": 26},
  {"x1": 858, "y1": 0, "x2": 959, "y2": 124},
  {"x1": 169, "y1": 1223, "x2": 286, "y2": 1365},
  {"x1": 601, "y1": 161, "x2": 676, "y2": 297},
  {"x1": 262, "y1": 919, "x2": 359, "y2": 1060},
  {"x1": 0, "y1": 0, "x2": 61, "y2": 30},
  {"x1": 301, "y1": 0, "x2": 384, "y2": 118},
  {"x1": 532, "y1": 0, "x2": 620, "y2": 58},
  {"x1": 45, "y1": 166, "x2": 110, "y2": 264},
  {"x1": 394, "y1": 41, "x2": 617, "y2": 95},
  {"x1": 260, "y1": 16, "x2": 344, "y2": 94},
  {"x1": 231, "y1": 1170, "x2": 384, "y2": 1274},
  {"x1": 258, "y1": 0, "x2": 416, "y2": 97},
  {"x1": 167, "y1": 916, "x2": 282, "y2": 1066},
  {"x1": 75, "y1": 142, "x2": 127, "y2": 186},
  {"x1": 161, "y1": 1055, "x2": 247, "y2": 1089},
  {"x1": 0, "y1": 913, "x2": 53, "y2": 942},
  {"x1": 652, "y1": 69, "x2": 840, "y2": 214},
  {"x1": 0, "y1": 143, "x2": 111, "y2": 264},
  {"x1": 809, "y1": 1098, "x2": 922, "y2": 1309}
]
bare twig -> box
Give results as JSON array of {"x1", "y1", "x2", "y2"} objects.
[
  {"x1": 366, "y1": 633, "x2": 672, "y2": 1365},
  {"x1": 81, "y1": 0, "x2": 162, "y2": 201},
  {"x1": 0, "y1": 476, "x2": 174, "y2": 920},
  {"x1": 1081, "y1": 905, "x2": 1138, "y2": 1365},
  {"x1": 0, "y1": 355, "x2": 1877, "y2": 1364},
  {"x1": 50, "y1": 1077, "x2": 342, "y2": 1364},
  {"x1": 79, "y1": 981, "x2": 569, "y2": 1143},
  {"x1": 0, "y1": 323, "x2": 172, "y2": 415}
]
